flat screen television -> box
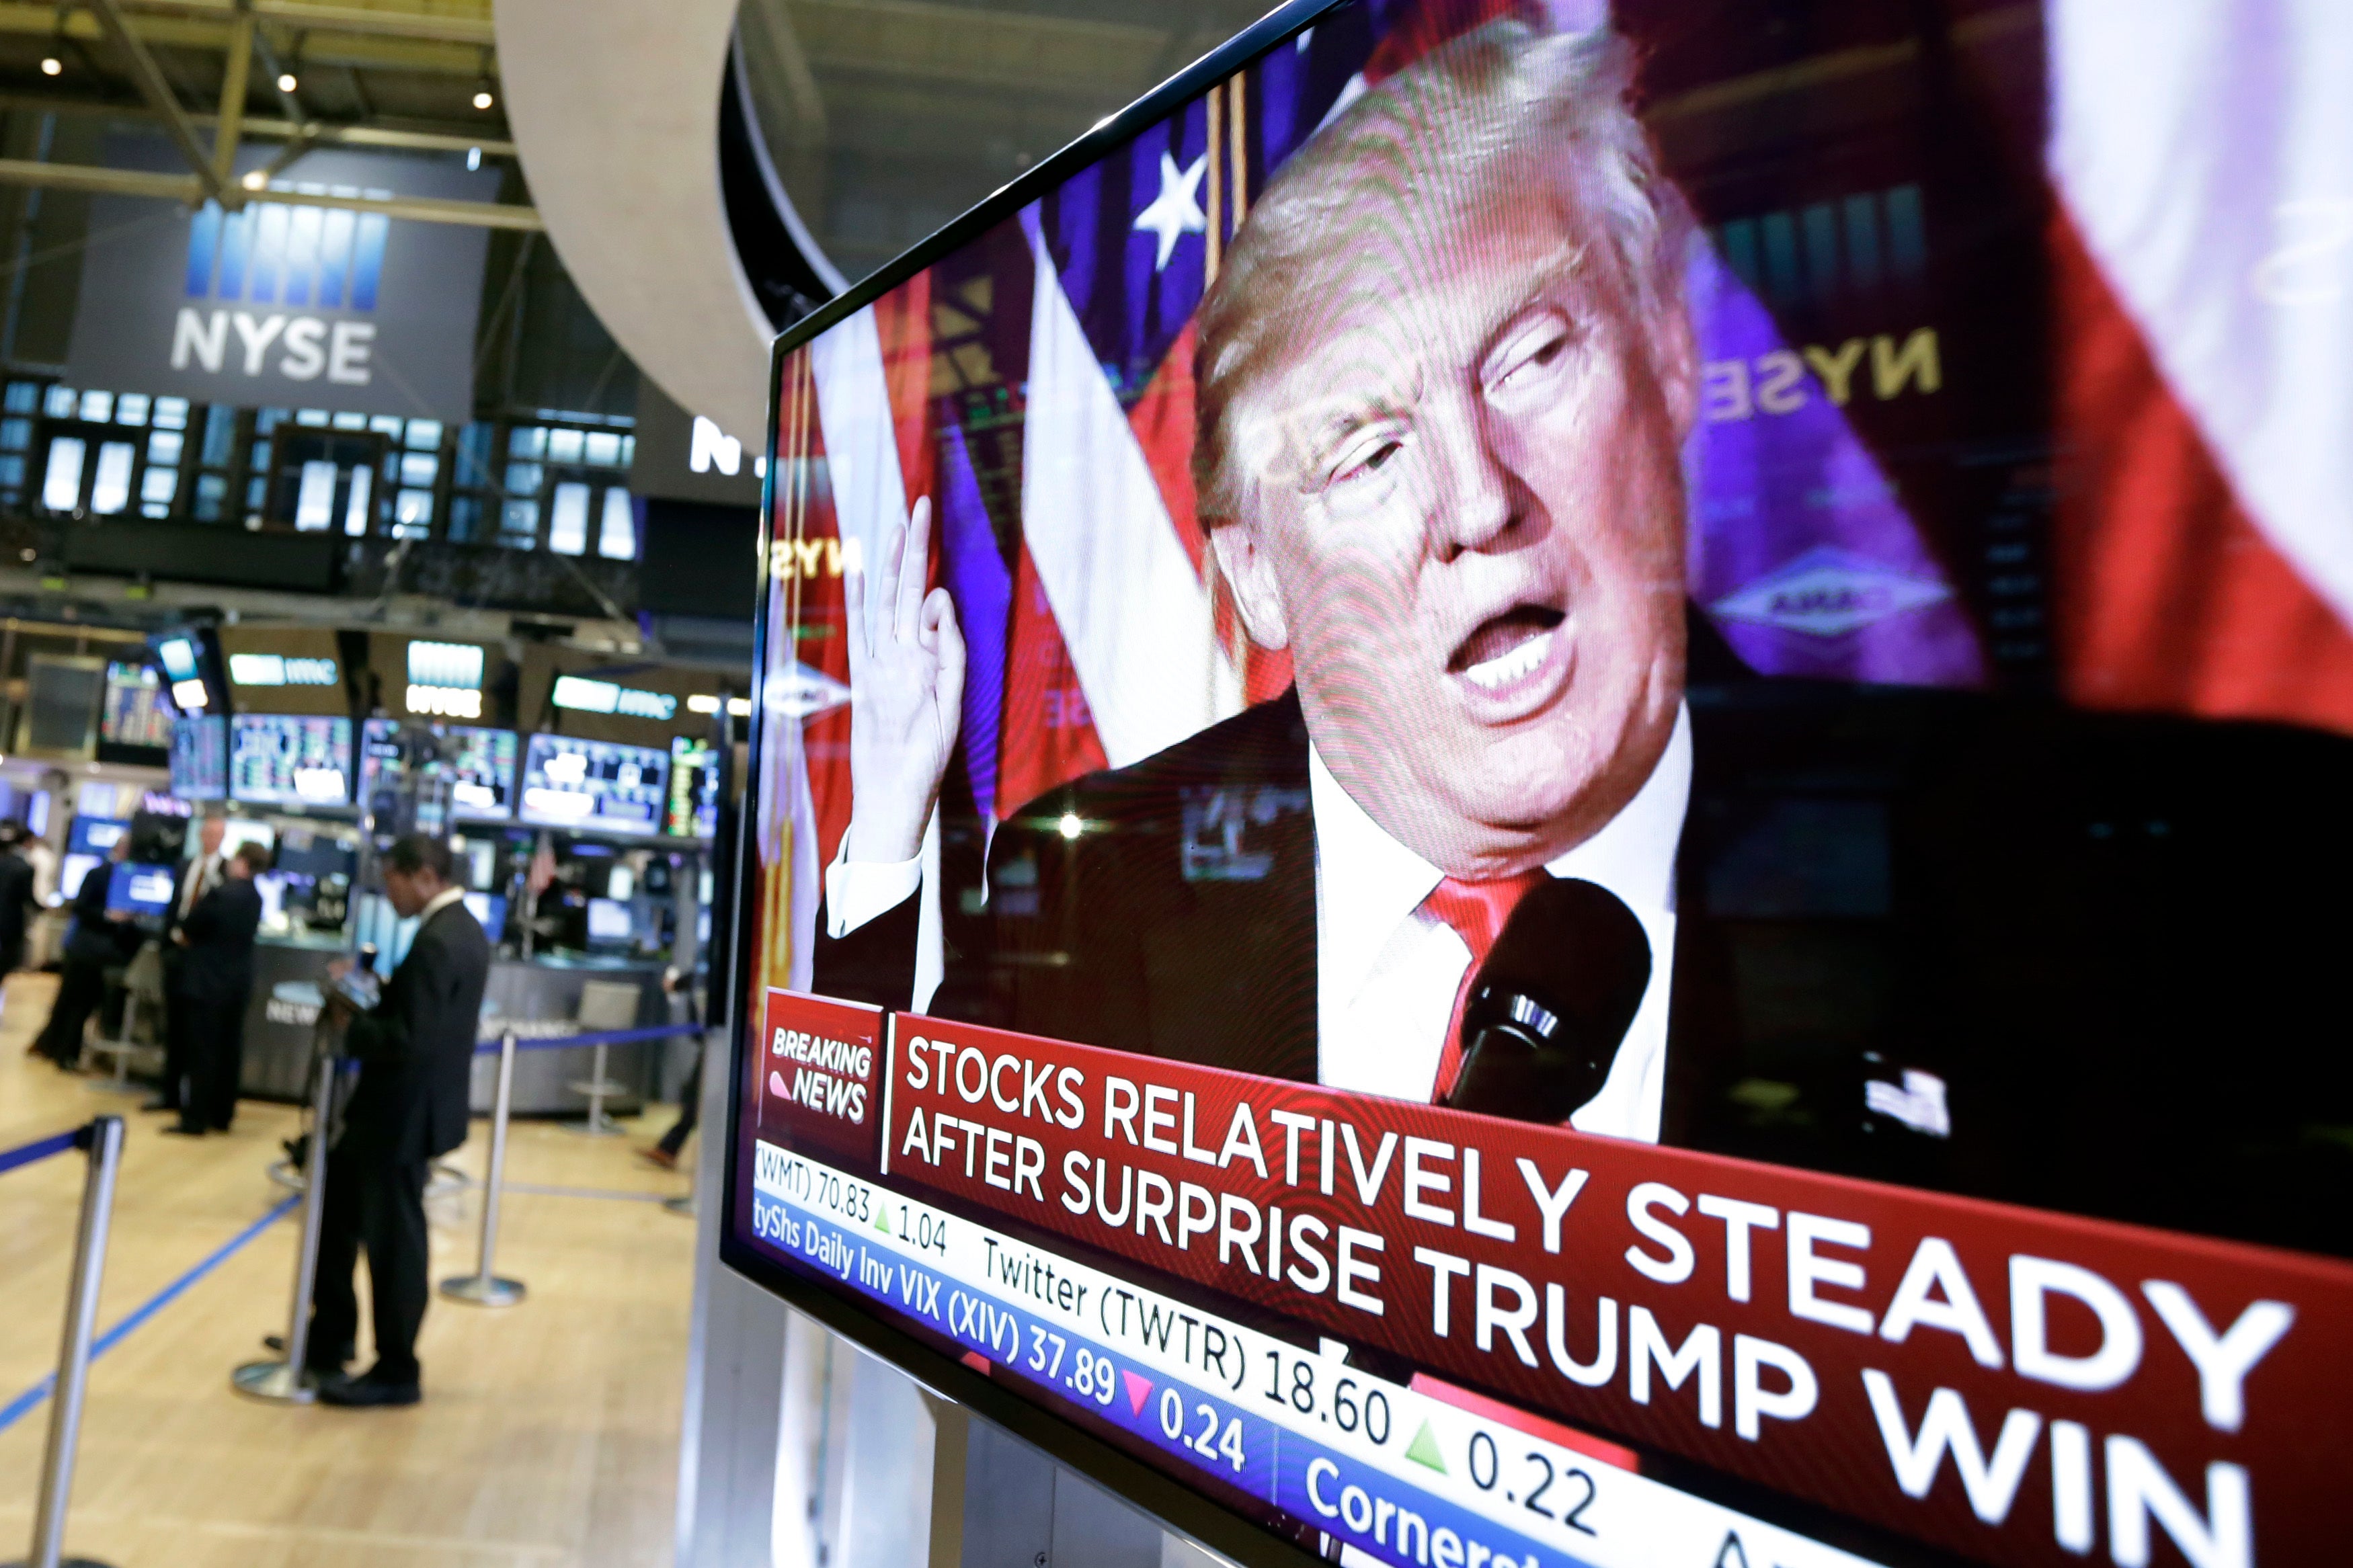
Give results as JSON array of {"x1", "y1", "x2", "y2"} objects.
[
  {"x1": 99, "y1": 660, "x2": 172, "y2": 751},
  {"x1": 168, "y1": 716, "x2": 227, "y2": 802},
  {"x1": 723, "y1": 5, "x2": 2353, "y2": 1567},
  {"x1": 105, "y1": 862, "x2": 177, "y2": 917},
  {"x1": 517, "y1": 733, "x2": 667, "y2": 836},
  {"x1": 444, "y1": 726, "x2": 519, "y2": 821},
  {"x1": 229, "y1": 713, "x2": 352, "y2": 807},
  {"x1": 354, "y1": 720, "x2": 517, "y2": 821},
  {"x1": 66, "y1": 815, "x2": 127, "y2": 856}
]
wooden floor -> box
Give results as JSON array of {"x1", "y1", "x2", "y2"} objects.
[{"x1": 0, "y1": 972, "x2": 699, "y2": 1568}]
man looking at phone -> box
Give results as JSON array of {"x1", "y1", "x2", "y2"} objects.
[{"x1": 313, "y1": 833, "x2": 489, "y2": 1408}]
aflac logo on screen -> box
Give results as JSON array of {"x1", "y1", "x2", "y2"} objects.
[{"x1": 169, "y1": 185, "x2": 392, "y2": 388}]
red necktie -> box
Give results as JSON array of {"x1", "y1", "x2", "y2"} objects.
[{"x1": 1421, "y1": 872, "x2": 1546, "y2": 1103}]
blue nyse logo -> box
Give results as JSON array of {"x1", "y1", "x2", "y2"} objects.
[{"x1": 170, "y1": 183, "x2": 393, "y2": 388}]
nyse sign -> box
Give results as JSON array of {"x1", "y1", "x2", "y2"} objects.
[{"x1": 66, "y1": 138, "x2": 496, "y2": 423}]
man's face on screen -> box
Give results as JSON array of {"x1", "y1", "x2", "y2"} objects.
[{"x1": 1215, "y1": 185, "x2": 1692, "y2": 876}]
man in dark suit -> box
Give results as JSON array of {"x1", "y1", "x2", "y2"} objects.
[
  {"x1": 153, "y1": 813, "x2": 225, "y2": 1116},
  {"x1": 162, "y1": 839, "x2": 268, "y2": 1137},
  {"x1": 32, "y1": 839, "x2": 138, "y2": 1071},
  {"x1": 809, "y1": 20, "x2": 2353, "y2": 1256},
  {"x1": 0, "y1": 824, "x2": 36, "y2": 1028},
  {"x1": 312, "y1": 833, "x2": 491, "y2": 1408}
]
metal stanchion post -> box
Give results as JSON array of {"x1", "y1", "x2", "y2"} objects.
[
  {"x1": 440, "y1": 1029, "x2": 525, "y2": 1306},
  {"x1": 231, "y1": 1046, "x2": 337, "y2": 1403},
  {"x1": 563, "y1": 1038, "x2": 626, "y2": 1137},
  {"x1": 3, "y1": 1115, "x2": 124, "y2": 1568}
]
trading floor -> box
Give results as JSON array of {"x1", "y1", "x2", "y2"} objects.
[{"x1": 0, "y1": 973, "x2": 694, "y2": 1568}]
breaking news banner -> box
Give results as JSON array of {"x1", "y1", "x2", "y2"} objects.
[{"x1": 740, "y1": 989, "x2": 2350, "y2": 1568}]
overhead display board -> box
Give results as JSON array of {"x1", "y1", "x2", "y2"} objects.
[
  {"x1": 64, "y1": 140, "x2": 498, "y2": 424},
  {"x1": 725, "y1": 4, "x2": 2353, "y2": 1568}
]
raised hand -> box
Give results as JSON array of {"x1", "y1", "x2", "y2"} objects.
[{"x1": 842, "y1": 497, "x2": 967, "y2": 865}]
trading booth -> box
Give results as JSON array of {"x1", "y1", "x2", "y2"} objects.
[{"x1": 126, "y1": 622, "x2": 735, "y2": 1115}]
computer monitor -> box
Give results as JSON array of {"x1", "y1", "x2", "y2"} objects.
[
  {"x1": 169, "y1": 715, "x2": 227, "y2": 802},
  {"x1": 517, "y1": 734, "x2": 668, "y2": 836},
  {"x1": 461, "y1": 890, "x2": 509, "y2": 944},
  {"x1": 229, "y1": 714, "x2": 352, "y2": 807},
  {"x1": 446, "y1": 727, "x2": 519, "y2": 820},
  {"x1": 67, "y1": 816, "x2": 127, "y2": 856},
  {"x1": 105, "y1": 862, "x2": 177, "y2": 917},
  {"x1": 584, "y1": 896, "x2": 632, "y2": 947}
]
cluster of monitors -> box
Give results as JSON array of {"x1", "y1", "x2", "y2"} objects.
[{"x1": 168, "y1": 714, "x2": 721, "y2": 839}]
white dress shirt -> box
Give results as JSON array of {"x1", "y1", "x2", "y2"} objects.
[
  {"x1": 1311, "y1": 705, "x2": 1691, "y2": 1142},
  {"x1": 177, "y1": 854, "x2": 220, "y2": 920},
  {"x1": 824, "y1": 705, "x2": 1692, "y2": 1142},
  {"x1": 420, "y1": 884, "x2": 470, "y2": 924}
]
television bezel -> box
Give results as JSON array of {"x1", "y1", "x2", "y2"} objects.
[{"x1": 717, "y1": 5, "x2": 1368, "y2": 1563}]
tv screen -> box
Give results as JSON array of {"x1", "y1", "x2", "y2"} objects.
[
  {"x1": 517, "y1": 734, "x2": 668, "y2": 835},
  {"x1": 106, "y1": 862, "x2": 177, "y2": 917},
  {"x1": 725, "y1": 5, "x2": 2353, "y2": 1568},
  {"x1": 168, "y1": 716, "x2": 227, "y2": 802},
  {"x1": 585, "y1": 895, "x2": 632, "y2": 946},
  {"x1": 355, "y1": 720, "x2": 517, "y2": 821},
  {"x1": 66, "y1": 815, "x2": 127, "y2": 856},
  {"x1": 445, "y1": 727, "x2": 519, "y2": 820},
  {"x1": 462, "y1": 890, "x2": 508, "y2": 944},
  {"x1": 666, "y1": 736, "x2": 719, "y2": 838},
  {"x1": 229, "y1": 714, "x2": 352, "y2": 807},
  {"x1": 99, "y1": 661, "x2": 172, "y2": 750}
]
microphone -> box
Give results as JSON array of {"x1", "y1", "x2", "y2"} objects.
[{"x1": 1444, "y1": 878, "x2": 1650, "y2": 1124}]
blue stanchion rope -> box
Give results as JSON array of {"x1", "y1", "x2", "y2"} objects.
[{"x1": 0, "y1": 1127, "x2": 80, "y2": 1179}]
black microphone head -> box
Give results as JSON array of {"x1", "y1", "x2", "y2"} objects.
[{"x1": 1446, "y1": 877, "x2": 1650, "y2": 1123}]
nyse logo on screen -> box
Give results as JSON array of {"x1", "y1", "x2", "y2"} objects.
[
  {"x1": 1710, "y1": 546, "x2": 1953, "y2": 638},
  {"x1": 167, "y1": 191, "x2": 388, "y2": 389}
]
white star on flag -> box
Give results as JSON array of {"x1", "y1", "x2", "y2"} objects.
[{"x1": 1132, "y1": 151, "x2": 1207, "y2": 272}]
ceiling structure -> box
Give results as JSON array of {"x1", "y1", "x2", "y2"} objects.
[
  {"x1": 0, "y1": 0, "x2": 530, "y2": 227},
  {"x1": 736, "y1": 0, "x2": 1276, "y2": 285}
]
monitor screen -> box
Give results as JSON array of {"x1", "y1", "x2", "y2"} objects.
[
  {"x1": 106, "y1": 862, "x2": 177, "y2": 917},
  {"x1": 723, "y1": 6, "x2": 2353, "y2": 1567},
  {"x1": 445, "y1": 727, "x2": 519, "y2": 820},
  {"x1": 67, "y1": 816, "x2": 127, "y2": 856},
  {"x1": 100, "y1": 661, "x2": 172, "y2": 749},
  {"x1": 584, "y1": 896, "x2": 632, "y2": 944},
  {"x1": 229, "y1": 714, "x2": 352, "y2": 807},
  {"x1": 517, "y1": 734, "x2": 668, "y2": 835},
  {"x1": 169, "y1": 716, "x2": 227, "y2": 802},
  {"x1": 58, "y1": 853, "x2": 97, "y2": 902},
  {"x1": 666, "y1": 736, "x2": 719, "y2": 838},
  {"x1": 461, "y1": 890, "x2": 509, "y2": 944}
]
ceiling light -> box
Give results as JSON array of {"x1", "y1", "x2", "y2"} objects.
[
  {"x1": 472, "y1": 88, "x2": 494, "y2": 110},
  {"x1": 240, "y1": 170, "x2": 266, "y2": 191},
  {"x1": 726, "y1": 697, "x2": 752, "y2": 718},
  {"x1": 276, "y1": 71, "x2": 298, "y2": 92},
  {"x1": 685, "y1": 694, "x2": 721, "y2": 714},
  {"x1": 40, "y1": 56, "x2": 61, "y2": 77}
]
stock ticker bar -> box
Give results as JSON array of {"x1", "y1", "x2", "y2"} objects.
[{"x1": 747, "y1": 989, "x2": 2350, "y2": 1568}]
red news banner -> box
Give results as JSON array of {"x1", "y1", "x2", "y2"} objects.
[{"x1": 752, "y1": 990, "x2": 2352, "y2": 1568}]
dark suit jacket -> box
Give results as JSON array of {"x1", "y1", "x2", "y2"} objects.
[
  {"x1": 162, "y1": 856, "x2": 221, "y2": 992},
  {"x1": 339, "y1": 899, "x2": 491, "y2": 1165},
  {"x1": 0, "y1": 850, "x2": 34, "y2": 956},
  {"x1": 177, "y1": 877, "x2": 262, "y2": 1006},
  {"x1": 63, "y1": 861, "x2": 139, "y2": 966},
  {"x1": 817, "y1": 682, "x2": 2353, "y2": 1256}
]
